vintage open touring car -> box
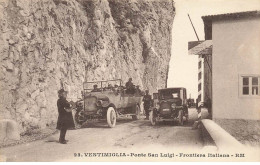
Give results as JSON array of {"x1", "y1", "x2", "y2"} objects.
[
  {"x1": 74, "y1": 79, "x2": 142, "y2": 128},
  {"x1": 149, "y1": 87, "x2": 189, "y2": 126}
]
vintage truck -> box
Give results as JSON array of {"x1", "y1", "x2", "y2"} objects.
[
  {"x1": 149, "y1": 87, "x2": 189, "y2": 126},
  {"x1": 74, "y1": 79, "x2": 142, "y2": 128}
]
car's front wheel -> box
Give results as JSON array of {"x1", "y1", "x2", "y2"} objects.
[
  {"x1": 107, "y1": 107, "x2": 116, "y2": 128},
  {"x1": 75, "y1": 110, "x2": 85, "y2": 126},
  {"x1": 185, "y1": 113, "x2": 189, "y2": 122},
  {"x1": 178, "y1": 110, "x2": 184, "y2": 126},
  {"x1": 132, "y1": 105, "x2": 140, "y2": 120},
  {"x1": 150, "y1": 110, "x2": 157, "y2": 126},
  {"x1": 184, "y1": 107, "x2": 189, "y2": 122}
]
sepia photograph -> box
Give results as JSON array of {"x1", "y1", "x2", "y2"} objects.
[{"x1": 0, "y1": 0, "x2": 260, "y2": 162}]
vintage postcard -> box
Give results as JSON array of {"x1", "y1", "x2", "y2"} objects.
[{"x1": 0, "y1": 0, "x2": 260, "y2": 162}]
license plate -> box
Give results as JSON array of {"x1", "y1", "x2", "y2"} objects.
[{"x1": 163, "y1": 109, "x2": 170, "y2": 111}]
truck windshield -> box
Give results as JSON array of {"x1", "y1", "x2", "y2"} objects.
[{"x1": 159, "y1": 89, "x2": 180, "y2": 100}]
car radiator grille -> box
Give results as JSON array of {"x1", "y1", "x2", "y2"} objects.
[
  {"x1": 160, "y1": 102, "x2": 171, "y2": 115},
  {"x1": 84, "y1": 96, "x2": 97, "y2": 111}
]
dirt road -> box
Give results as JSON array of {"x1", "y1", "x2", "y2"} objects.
[{"x1": 1, "y1": 108, "x2": 205, "y2": 162}]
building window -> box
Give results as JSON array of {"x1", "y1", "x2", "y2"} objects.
[
  {"x1": 198, "y1": 72, "x2": 201, "y2": 80},
  {"x1": 240, "y1": 76, "x2": 260, "y2": 97},
  {"x1": 252, "y1": 77, "x2": 258, "y2": 95},
  {"x1": 198, "y1": 94, "x2": 201, "y2": 102},
  {"x1": 198, "y1": 61, "x2": 201, "y2": 69},
  {"x1": 198, "y1": 83, "x2": 201, "y2": 91},
  {"x1": 242, "y1": 77, "x2": 249, "y2": 95}
]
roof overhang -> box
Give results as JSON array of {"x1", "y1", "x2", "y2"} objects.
[
  {"x1": 188, "y1": 40, "x2": 212, "y2": 56},
  {"x1": 202, "y1": 10, "x2": 260, "y2": 21}
]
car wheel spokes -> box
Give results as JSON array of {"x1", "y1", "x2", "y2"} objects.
[
  {"x1": 110, "y1": 111, "x2": 115, "y2": 124},
  {"x1": 75, "y1": 111, "x2": 85, "y2": 124},
  {"x1": 107, "y1": 107, "x2": 116, "y2": 128}
]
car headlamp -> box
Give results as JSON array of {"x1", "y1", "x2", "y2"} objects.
[
  {"x1": 77, "y1": 101, "x2": 83, "y2": 106},
  {"x1": 171, "y1": 103, "x2": 176, "y2": 108},
  {"x1": 96, "y1": 100, "x2": 102, "y2": 106}
]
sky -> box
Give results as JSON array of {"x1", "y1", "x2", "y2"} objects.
[{"x1": 167, "y1": 0, "x2": 260, "y2": 99}]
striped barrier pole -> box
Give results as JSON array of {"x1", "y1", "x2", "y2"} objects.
[
  {"x1": 192, "y1": 105, "x2": 202, "y2": 129},
  {"x1": 197, "y1": 106, "x2": 202, "y2": 121}
]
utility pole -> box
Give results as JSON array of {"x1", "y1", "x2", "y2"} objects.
[
  {"x1": 165, "y1": 65, "x2": 169, "y2": 88},
  {"x1": 188, "y1": 14, "x2": 200, "y2": 41},
  {"x1": 188, "y1": 13, "x2": 212, "y2": 73}
]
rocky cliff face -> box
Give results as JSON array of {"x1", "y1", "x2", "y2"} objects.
[{"x1": 0, "y1": 0, "x2": 175, "y2": 132}]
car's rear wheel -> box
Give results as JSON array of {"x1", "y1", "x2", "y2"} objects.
[
  {"x1": 132, "y1": 105, "x2": 140, "y2": 120},
  {"x1": 178, "y1": 110, "x2": 184, "y2": 126},
  {"x1": 107, "y1": 107, "x2": 116, "y2": 128},
  {"x1": 150, "y1": 110, "x2": 157, "y2": 126}
]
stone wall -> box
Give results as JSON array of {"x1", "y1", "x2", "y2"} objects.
[
  {"x1": 0, "y1": 0, "x2": 175, "y2": 133},
  {"x1": 214, "y1": 119, "x2": 260, "y2": 146}
]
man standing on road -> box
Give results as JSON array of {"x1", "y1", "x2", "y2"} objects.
[
  {"x1": 57, "y1": 89, "x2": 75, "y2": 144},
  {"x1": 143, "y1": 90, "x2": 152, "y2": 120}
]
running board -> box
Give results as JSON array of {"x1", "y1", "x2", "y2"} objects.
[{"x1": 117, "y1": 114, "x2": 136, "y2": 118}]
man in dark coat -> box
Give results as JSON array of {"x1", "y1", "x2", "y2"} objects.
[
  {"x1": 57, "y1": 89, "x2": 75, "y2": 144},
  {"x1": 125, "y1": 78, "x2": 135, "y2": 94},
  {"x1": 143, "y1": 90, "x2": 152, "y2": 119}
]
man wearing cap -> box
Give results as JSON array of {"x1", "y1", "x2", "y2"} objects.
[
  {"x1": 143, "y1": 90, "x2": 152, "y2": 120},
  {"x1": 57, "y1": 89, "x2": 75, "y2": 144},
  {"x1": 91, "y1": 84, "x2": 100, "y2": 92}
]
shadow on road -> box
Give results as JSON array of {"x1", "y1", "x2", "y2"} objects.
[
  {"x1": 78, "y1": 118, "x2": 138, "y2": 129},
  {"x1": 138, "y1": 120, "x2": 193, "y2": 128},
  {"x1": 77, "y1": 115, "x2": 196, "y2": 129},
  {"x1": 45, "y1": 139, "x2": 59, "y2": 143},
  {"x1": 75, "y1": 108, "x2": 200, "y2": 129}
]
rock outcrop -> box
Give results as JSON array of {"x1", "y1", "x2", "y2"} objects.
[{"x1": 0, "y1": 0, "x2": 175, "y2": 133}]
